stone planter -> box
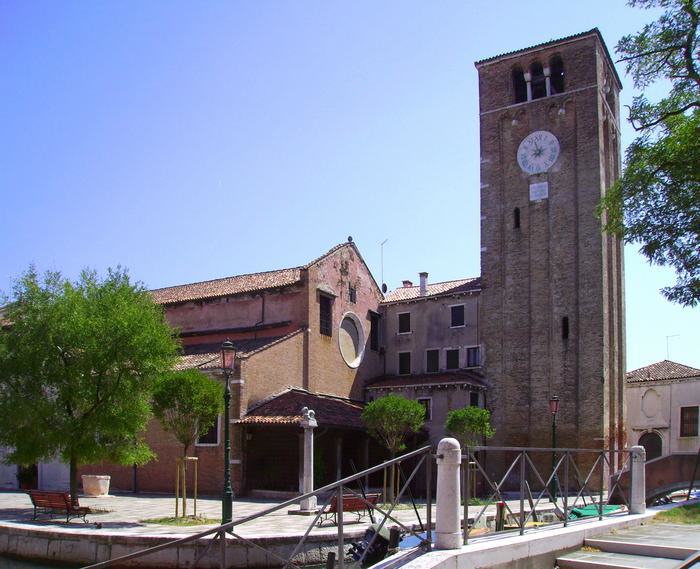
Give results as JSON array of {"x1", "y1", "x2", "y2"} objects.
[{"x1": 81, "y1": 474, "x2": 111, "y2": 497}]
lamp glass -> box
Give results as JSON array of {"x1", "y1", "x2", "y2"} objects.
[
  {"x1": 549, "y1": 396, "x2": 560, "y2": 415},
  {"x1": 221, "y1": 340, "x2": 235, "y2": 371}
]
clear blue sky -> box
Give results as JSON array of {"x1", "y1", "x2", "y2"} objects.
[{"x1": 1, "y1": 1, "x2": 697, "y2": 371}]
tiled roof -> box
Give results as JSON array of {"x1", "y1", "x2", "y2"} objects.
[
  {"x1": 150, "y1": 240, "x2": 378, "y2": 305},
  {"x1": 175, "y1": 352, "x2": 220, "y2": 371},
  {"x1": 239, "y1": 388, "x2": 365, "y2": 429},
  {"x1": 474, "y1": 28, "x2": 622, "y2": 89},
  {"x1": 366, "y1": 370, "x2": 489, "y2": 390},
  {"x1": 151, "y1": 267, "x2": 302, "y2": 305},
  {"x1": 182, "y1": 336, "x2": 285, "y2": 356},
  {"x1": 626, "y1": 360, "x2": 700, "y2": 383},
  {"x1": 382, "y1": 277, "x2": 480, "y2": 304}
]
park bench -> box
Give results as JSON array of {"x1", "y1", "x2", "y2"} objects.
[
  {"x1": 318, "y1": 493, "x2": 380, "y2": 526},
  {"x1": 27, "y1": 490, "x2": 91, "y2": 523}
]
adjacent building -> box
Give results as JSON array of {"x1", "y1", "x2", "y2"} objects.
[{"x1": 625, "y1": 360, "x2": 700, "y2": 461}]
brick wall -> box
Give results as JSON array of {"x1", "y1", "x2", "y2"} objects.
[{"x1": 477, "y1": 32, "x2": 625, "y2": 462}]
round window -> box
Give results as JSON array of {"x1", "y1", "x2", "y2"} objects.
[{"x1": 338, "y1": 312, "x2": 365, "y2": 368}]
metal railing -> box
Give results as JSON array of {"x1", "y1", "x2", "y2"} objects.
[
  {"x1": 461, "y1": 446, "x2": 632, "y2": 544},
  {"x1": 82, "y1": 445, "x2": 433, "y2": 569}
]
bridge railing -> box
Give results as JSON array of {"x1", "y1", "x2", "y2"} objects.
[
  {"x1": 81, "y1": 445, "x2": 433, "y2": 569},
  {"x1": 460, "y1": 445, "x2": 638, "y2": 544}
]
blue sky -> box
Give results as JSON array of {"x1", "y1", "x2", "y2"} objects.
[{"x1": 0, "y1": 1, "x2": 697, "y2": 371}]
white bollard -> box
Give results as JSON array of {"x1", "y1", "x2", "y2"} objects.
[
  {"x1": 629, "y1": 445, "x2": 646, "y2": 515},
  {"x1": 435, "y1": 438, "x2": 462, "y2": 549},
  {"x1": 299, "y1": 407, "x2": 317, "y2": 512}
]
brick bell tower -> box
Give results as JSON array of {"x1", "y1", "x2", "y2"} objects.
[{"x1": 475, "y1": 29, "x2": 625, "y2": 459}]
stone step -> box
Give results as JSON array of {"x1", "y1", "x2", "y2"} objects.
[
  {"x1": 556, "y1": 550, "x2": 679, "y2": 569},
  {"x1": 586, "y1": 536, "x2": 695, "y2": 560}
]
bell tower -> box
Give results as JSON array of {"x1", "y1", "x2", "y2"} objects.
[{"x1": 476, "y1": 30, "x2": 625, "y2": 456}]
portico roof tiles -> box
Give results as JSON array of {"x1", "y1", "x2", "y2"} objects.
[
  {"x1": 626, "y1": 360, "x2": 700, "y2": 383},
  {"x1": 382, "y1": 277, "x2": 480, "y2": 304},
  {"x1": 239, "y1": 387, "x2": 365, "y2": 429},
  {"x1": 366, "y1": 370, "x2": 489, "y2": 390}
]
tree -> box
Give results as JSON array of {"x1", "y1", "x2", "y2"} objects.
[
  {"x1": 0, "y1": 267, "x2": 179, "y2": 503},
  {"x1": 362, "y1": 395, "x2": 425, "y2": 503},
  {"x1": 600, "y1": 0, "x2": 700, "y2": 306},
  {"x1": 362, "y1": 395, "x2": 426, "y2": 457},
  {"x1": 152, "y1": 369, "x2": 223, "y2": 457},
  {"x1": 445, "y1": 406, "x2": 495, "y2": 448}
]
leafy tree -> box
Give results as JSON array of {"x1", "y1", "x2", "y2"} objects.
[
  {"x1": 600, "y1": 0, "x2": 700, "y2": 306},
  {"x1": 445, "y1": 406, "x2": 495, "y2": 448},
  {"x1": 152, "y1": 369, "x2": 223, "y2": 457},
  {"x1": 362, "y1": 395, "x2": 425, "y2": 503},
  {"x1": 0, "y1": 267, "x2": 178, "y2": 503},
  {"x1": 361, "y1": 395, "x2": 425, "y2": 457}
]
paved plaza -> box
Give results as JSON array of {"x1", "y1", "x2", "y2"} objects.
[{"x1": 0, "y1": 491, "x2": 431, "y2": 538}]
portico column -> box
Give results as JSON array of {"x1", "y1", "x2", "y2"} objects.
[
  {"x1": 524, "y1": 72, "x2": 532, "y2": 101},
  {"x1": 299, "y1": 407, "x2": 317, "y2": 512},
  {"x1": 544, "y1": 66, "x2": 552, "y2": 96}
]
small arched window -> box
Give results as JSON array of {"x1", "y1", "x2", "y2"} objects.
[
  {"x1": 512, "y1": 67, "x2": 527, "y2": 103},
  {"x1": 513, "y1": 207, "x2": 521, "y2": 229},
  {"x1": 550, "y1": 56, "x2": 565, "y2": 94},
  {"x1": 530, "y1": 62, "x2": 546, "y2": 99}
]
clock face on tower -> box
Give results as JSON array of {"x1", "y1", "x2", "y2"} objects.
[{"x1": 517, "y1": 130, "x2": 560, "y2": 174}]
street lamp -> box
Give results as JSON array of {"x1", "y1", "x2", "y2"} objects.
[
  {"x1": 549, "y1": 395, "x2": 560, "y2": 502},
  {"x1": 221, "y1": 339, "x2": 235, "y2": 527}
]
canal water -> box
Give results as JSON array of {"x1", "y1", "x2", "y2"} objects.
[{"x1": 0, "y1": 556, "x2": 77, "y2": 569}]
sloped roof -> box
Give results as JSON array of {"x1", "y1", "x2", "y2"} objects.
[
  {"x1": 382, "y1": 277, "x2": 481, "y2": 304},
  {"x1": 151, "y1": 267, "x2": 302, "y2": 305},
  {"x1": 150, "y1": 240, "x2": 379, "y2": 305},
  {"x1": 238, "y1": 387, "x2": 365, "y2": 429},
  {"x1": 626, "y1": 360, "x2": 700, "y2": 383},
  {"x1": 174, "y1": 331, "x2": 303, "y2": 370},
  {"x1": 366, "y1": 370, "x2": 490, "y2": 390}
]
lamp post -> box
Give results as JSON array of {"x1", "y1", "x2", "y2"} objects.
[
  {"x1": 549, "y1": 395, "x2": 560, "y2": 502},
  {"x1": 221, "y1": 340, "x2": 235, "y2": 527}
]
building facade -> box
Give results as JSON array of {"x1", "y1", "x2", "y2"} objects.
[
  {"x1": 365, "y1": 273, "x2": 488, "y2": 444},
  {"x1": 475, "y1": 29, "x2": 626, "y2": 458},
  {"x1": 626, "y1": 360, "x2": 700, "y2": 461}
]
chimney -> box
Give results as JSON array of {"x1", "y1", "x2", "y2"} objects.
[
  {"x1": 419, "y1": 272, "x2": 428, "y2": 296},
  {"x1": 402, "y1": 280, "x2": 413, "y2": 288}
]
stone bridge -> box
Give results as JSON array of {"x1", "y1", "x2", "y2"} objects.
[{"x1": 616, "y1": 450, "x2": 699, "y2": 504}]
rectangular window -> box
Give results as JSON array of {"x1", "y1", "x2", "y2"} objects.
[
  {"x1": 680, "y1": 406, "x2": 699, "y2": 437},
  {"x1": 349, "y1": 285, "x2": 357, "y2": 304},
  {"x1": 398, "y1": 312, "x2": 411, "y2": 334},
  {"x1": 446, "y1": 349, "x2": 460, "y2": 370},
  {"x1": 470, "y1": 391, "x2": 480, "y2": 407},
  {"x1": 418, "y1": 398, "x2": 432, "y2": 421},
  {"x1": 196, "y1": 417, "x2": 220, "y2": 445},
  {"x1": 426, "y1": 349, "x2": 439, "y2": 373},
  {"x1": 450, "y1": 305, "x2": 465, "y2": 328},
  {"x1": 398, "y1": 352, "x2": 411, "y2": 375},
  {"x1": 370, "y1": 313, "x2": 380, "y2": 351},
  {"x1": 319, "y1": 295, "x2": 332, "y2": 337},
  {"x1": 466, "y1": 346, "x2": 481, "y2": 368}
]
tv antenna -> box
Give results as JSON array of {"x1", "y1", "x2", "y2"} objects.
[{"x1": 380, "y1": 239, "x2": 389, "y2": 294}]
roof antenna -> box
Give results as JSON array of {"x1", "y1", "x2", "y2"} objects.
[
  {"x1": 380, "y1": 239, "x2": 389, "y2": 294},
  {"x1": 666, "y1": 334, "x2": 680, "y2": 360}
]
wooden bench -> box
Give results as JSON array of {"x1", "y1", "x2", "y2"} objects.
[
  {"x1": 318, "y1": 493, "x2": 380, "y2": 526},
  {"x1": 27, "y1": 490, "x2": 91, "y2": 523}
]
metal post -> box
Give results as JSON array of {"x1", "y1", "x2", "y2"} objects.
[
  {"x1": 598, "y1": 452, "x2": 604, "y2": 520},
  {"x1": 464, "y1": 450, "x2": 470, "y2": 544},
  {"x1": 337, "y1": 485, "x2": 344, "y2": 569},
  {"x1": 219, "y1": 529, "x2": 226, "y2": 569},
  {"x1": 426, "y1": 449, "x2": 432, "y2": 547},
  {"x1": 549, "y1": 411, "x2": 559, "y2": 502},
  {"x1": 222, "y1": 372, "x2": 233, "y2": 526},
  {"x1": 519, "y1": 451, "x2": 525, "y2": 535},
  {"x1": 563, "y1": 451, "x2": 569, "y2": 527}
]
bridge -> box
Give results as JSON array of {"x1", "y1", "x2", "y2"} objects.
[{"x1": 616, "y1": 449, "x2": 699, "y2": 504}]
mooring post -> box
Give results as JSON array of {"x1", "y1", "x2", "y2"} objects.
[
  {"x1": 629, "y1": 445, "x2": 646, "y2": 515},
  {"x1": 435, "y1": 438, "x2": 462, "y2": 549}
]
